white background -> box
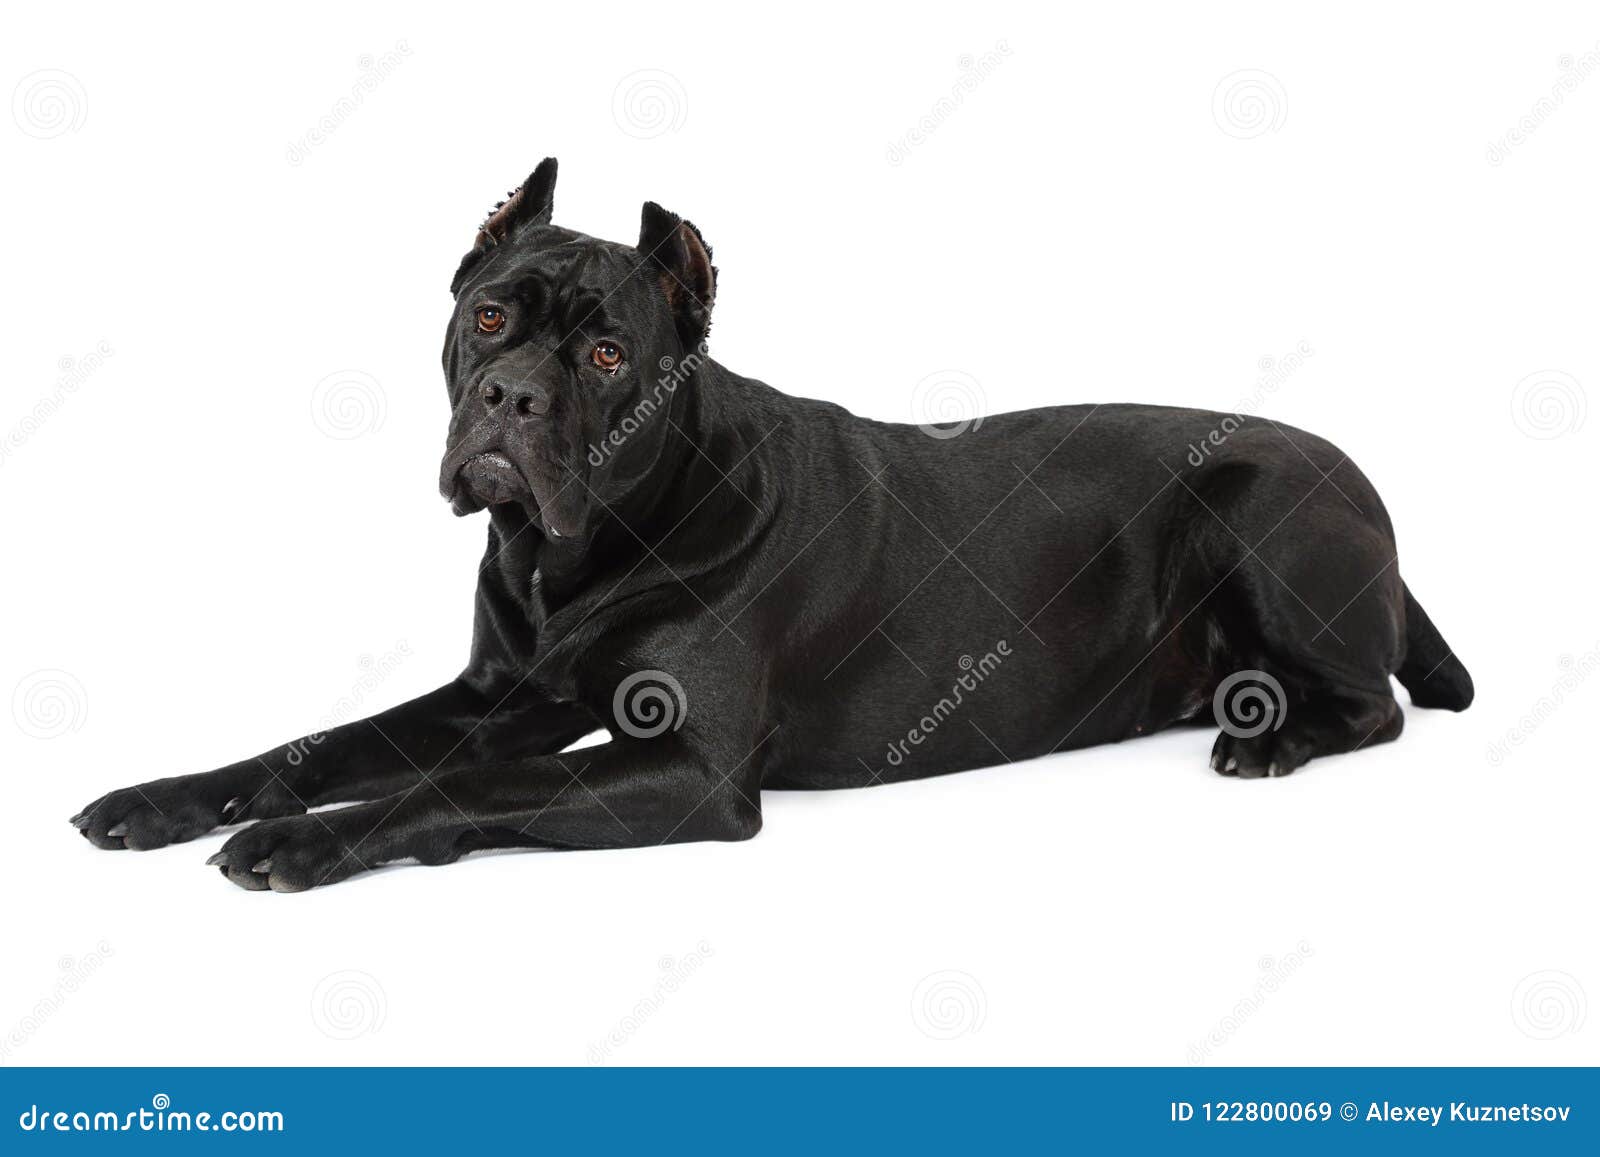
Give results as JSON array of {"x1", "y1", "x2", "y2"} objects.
[{"x1": 2, "y1": 2, "x2": 1596, "y2": 1067}]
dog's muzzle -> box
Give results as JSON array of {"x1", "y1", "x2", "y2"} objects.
[
  {"x1": 438, "y1": 438, "x2": 581, "y2": 538},
  {"x1": 450, "y1": 451, "x2": 525, "y2": 514},
  {"x1": 439, "y1": 375, "x2": 583, "y2": 536}
]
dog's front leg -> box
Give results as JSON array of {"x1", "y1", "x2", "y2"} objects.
[
  {"x1": 71, "y1": 679, "x2": 598, "y2": 851},
  {"x1": 205, "y1": 736, "x2": 764, "y2": 892}
]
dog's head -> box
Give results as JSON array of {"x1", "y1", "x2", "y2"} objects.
[{"x1": 438, "y1": 158, "x2": 716, "y2": 540}]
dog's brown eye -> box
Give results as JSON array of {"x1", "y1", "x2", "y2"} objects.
[
  {"x1": 476, "y1": 307, "x2": 506, "y2": 334},
  {"x1": 592, "y1": 341, "x2": 624, "y2": 371}
]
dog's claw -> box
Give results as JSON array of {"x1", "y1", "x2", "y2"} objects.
[
  {"x1": 1224, "y1": 757, "x2": 1238, "y2": 773},
  {"x1": 106, "y1": 822, "x2": 128, "y2": 838},
  {"x1": 251, "y1": 859, "x2": 273, "y2": 875},
  {"x1": 205, "y1": 852, "x2": 227, "y2": 866},
  {"x1": 69, "y1": 812, "x2": 86, "y2": 826}
]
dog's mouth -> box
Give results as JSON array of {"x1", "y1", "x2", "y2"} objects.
[
  {"x1": 442, "y1": 449, "x2": 580, "y2": 539},
  {"x1": 451, "y1": 451, "x2": 525, "y2": 514}
]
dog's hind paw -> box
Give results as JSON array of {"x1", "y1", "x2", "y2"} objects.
[{"x1": 1210, "y1": 729, "x2": 1307, "y2": 779}]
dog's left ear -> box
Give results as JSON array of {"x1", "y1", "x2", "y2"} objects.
[{"x1": 638, "y1": 201, "x2": 716, "y2": 350}]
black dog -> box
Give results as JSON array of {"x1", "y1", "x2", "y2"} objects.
[{"x1": 72, "y1": 158, "x2": 1473, "y2": 891}]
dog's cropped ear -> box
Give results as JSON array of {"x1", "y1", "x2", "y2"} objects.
[
  {"x1": 451, "y1": 158, "x2": 558, "y2": 296},
  {"x1": 475, "y1": 157, "x2": 558, "y2": 251},
  {"x1": 638, "y1": 201, "x2": 716, "y2": 350}
]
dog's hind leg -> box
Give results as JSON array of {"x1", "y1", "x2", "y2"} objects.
[
  {"x1": 1210, "y1": 683, "x2": 1404, "y2": 778},
  {"x1": 1182, "y1": 460, "x2": 1412, "y2": 778}
]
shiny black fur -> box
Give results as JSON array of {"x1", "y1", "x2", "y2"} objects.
[{"x1": 72, "y1": 158, "x2": 1474, "y2": 891}]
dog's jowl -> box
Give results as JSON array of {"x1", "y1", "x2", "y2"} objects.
[{"x1": 71, "y1": 158, "x2": 1474, "y2": 891}]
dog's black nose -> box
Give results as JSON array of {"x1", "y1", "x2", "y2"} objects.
[{"x1": 480, "y1": 378, "x2": 550, "y2": 417}]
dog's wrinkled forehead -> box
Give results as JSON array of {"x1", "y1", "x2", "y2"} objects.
[
  {"x1": 459, "y1": 228, "x2": 642, "y2": 319},
  {"x1": 449, "y1": 157, "x2": 718, "y2": 351}
]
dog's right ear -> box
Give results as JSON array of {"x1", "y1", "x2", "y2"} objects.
[
  {"x1": 474, "y1": 157, "x2": 557, "y2": 250},
  {"x1": 450, "y1": 158, "x2": 557, "y2": 296}
]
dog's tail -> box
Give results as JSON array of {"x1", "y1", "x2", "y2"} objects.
[{"x1": 1395, "y1": 582, "x2": 1474, "y2": 710}]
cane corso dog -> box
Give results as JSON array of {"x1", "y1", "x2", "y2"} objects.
[{"x1": 71, "y1": 158, "x2": 1474, "y2": 891}]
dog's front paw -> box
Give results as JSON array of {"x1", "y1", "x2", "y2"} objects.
[
  {"x1": 207, "y1": 812, "x2": 371, "y2": 893},
  {"x1": 72, "y1": 772, "x2": 304, "y2": 851}
]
